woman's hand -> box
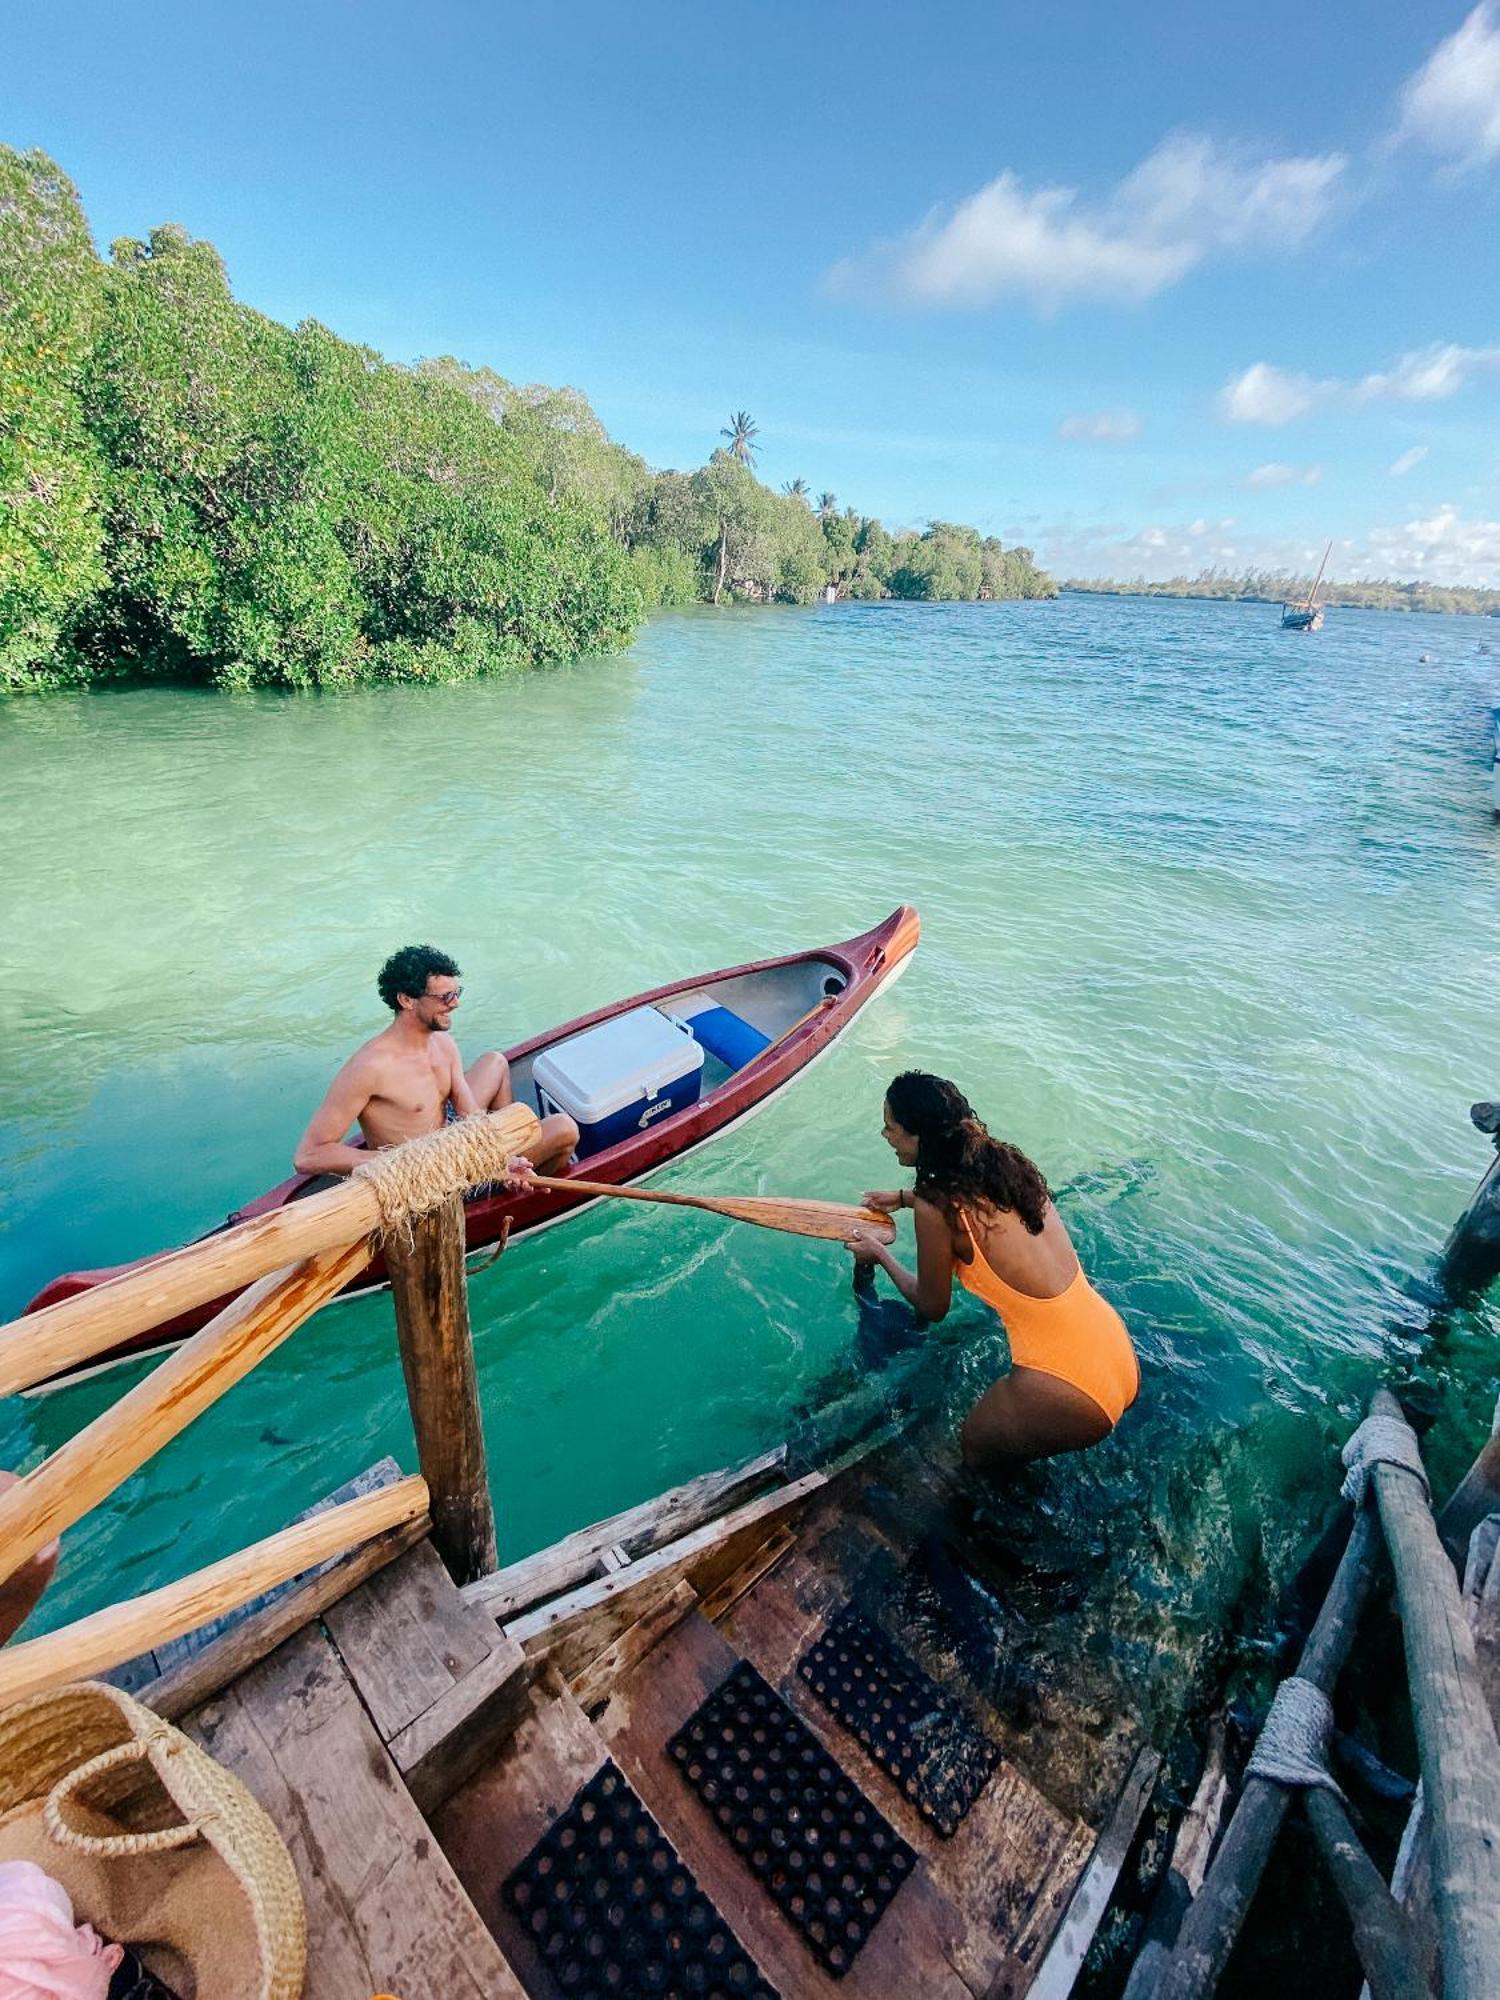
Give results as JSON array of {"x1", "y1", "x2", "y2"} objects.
[
  {"x1": 844, "y1": 1225, "x2": 887, "y2": 1264},
  {"x1": 862, "y1": 1189, "x2": 903, "y2": 1214}
]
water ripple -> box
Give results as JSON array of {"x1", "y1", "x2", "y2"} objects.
[{"x1": 2, "y1": 595, "x2": 1497, "y2": 1701}]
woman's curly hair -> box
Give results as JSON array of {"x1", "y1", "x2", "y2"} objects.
[{"x1": 885, "y1": 1070, "x2": 1051, "y2": 1235}]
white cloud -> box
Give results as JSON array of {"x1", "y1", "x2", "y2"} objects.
[
  {"x1": 1246, "y1": 462, "x2": 1323, "y2": 488},
  {"x1": 1222, "y1": 343, "x2": 1500, "y2": 424},
  {"x1": 827, "y1": 133, "x2": 1344, "y2": 312},
  {"x1": 1219, "y1": 362, "x2": 1329, "y2": 425},
  {"x1": 1398, "y1": 4, "x2": 1500, "y2": 170},
  {"x1": 1057, "y1": 409, "x2": 1143, "y2": 442},
  {"x1": 1041, "y1": 505, "x2": 1500, "y2": 585},
  {"x1": 1388, "y1": 445, "x2": 1430, "y2": 476},
  {"x1": 1355, "y1": 342, "x2": 1500, "y2": 400},
  {"x1": 1363, "y1": 502, "x2": 1500, "y2": 579}
]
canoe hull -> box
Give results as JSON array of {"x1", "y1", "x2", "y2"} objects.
[{"x1": 22, "y1": 907, "x2": 920, "y2": 1388}]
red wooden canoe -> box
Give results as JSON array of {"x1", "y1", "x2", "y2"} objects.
[{"x1": 21, "y1": 907, "x2": 920, "y2": 1390}]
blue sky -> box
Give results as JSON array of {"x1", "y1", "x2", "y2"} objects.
[{"x1": 6, "y1": 0, "x2": 1500, "y2": 581}]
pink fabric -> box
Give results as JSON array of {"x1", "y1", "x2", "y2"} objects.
[{"x1": 0, "y1": 1861, "x2": 122, "y2": 1999}]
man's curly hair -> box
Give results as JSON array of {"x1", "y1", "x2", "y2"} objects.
[{"x1": 377, "y1": 944, "x2": 460, "y2": 1014}]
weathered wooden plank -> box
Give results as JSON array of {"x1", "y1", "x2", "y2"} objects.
[
  {"x1": 325, "y1": 1538, "x2": 503, "y2": 1743},
  {"x1": 461, "y1": 1443, "x2": 789, "y2": 1620},
  {"x1": 1007, "y1": 1819, "x2": 1099, "y2": 1979},
  {"x1": 499, "y1": 1472, "x2": 825, "y2": 1682},
  {"x1": 1024, "y1": 1745, "x2": 1161, "y2": 2000},
  {"x1": 1119, "y1": 1717, "x2": 1233, "y2": 2000},
  {"x1": 568, "y1": 1578, "x2": 698, "y2": 1716},
  {"x1": 187, "y1": 1623, "x2": 524, "y2": 1999},
  {"x1": 142, "y1": 1516, "x2": 428, "y2": 1721},
  {"x1": 1466, "y1": 1508, "x2": 1500, "y2": 1717},
  {"x1": 390, "y1": 1631, "x2": 531, "y2": 1817},
  {"x1": 386, "y1": 1195, "x2": 497, "y2": 1583},
  {"x1": 697, "y1": 1525, "x2": 797, "y2": 1624},
  {"x1": 107, "y1": 1457, "x2": 404, "y2": 1699},
  {"x1": 715, "y1": 1528, "x2": 881, "y2": 1686}
]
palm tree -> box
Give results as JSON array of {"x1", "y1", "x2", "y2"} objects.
[
  {"x1": 782, "y1": 477, "x2": 810, "y2": 502},
  {"x1": 817, "y1": 491, "x2": 838, "y2": 523},
  {"x1": 721, "y1": 410, "x2": 759, "y2": 469}
]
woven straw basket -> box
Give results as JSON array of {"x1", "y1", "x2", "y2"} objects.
[{"x1": 0, "y1": 1679, "x2": 305, "y2": 1999}]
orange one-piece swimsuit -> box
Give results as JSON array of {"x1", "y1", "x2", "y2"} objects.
[{"x1": 954, "y1": 1211, "x2": 1140, "y2": 1427}]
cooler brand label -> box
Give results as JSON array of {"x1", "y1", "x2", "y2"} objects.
[{"x1": 638, "y1": 1098, "x2": 674, "y2": 1128}]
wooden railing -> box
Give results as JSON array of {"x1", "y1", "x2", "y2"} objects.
[
  {"x1": 0, "y1": 1103, "x2": 540, "y2": 1703},
  {"x1": 1134, "y1": 1388, "x2": 1500, "y2": 2000}
]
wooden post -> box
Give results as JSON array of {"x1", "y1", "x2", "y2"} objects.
[
  {"x1": 1366, "y1": 1388, "x2": 1500, "y2": 2000},
  {"x1": 386, "y1": 1196, "x2": 498, "y2": 1585},
  {"x1": 1156, "y1": 1499, "x2": 1387, "y2": 2000},
  {"x1": 1302, "y1": 1788, "x2": 1433, "y2": 2000}
]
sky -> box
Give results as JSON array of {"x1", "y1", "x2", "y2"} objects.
[{"x1": 5, "y1": 0, "x2": 1500, "y2": 583}]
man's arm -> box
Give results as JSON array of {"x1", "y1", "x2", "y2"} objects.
[
  {"x1": 293, "y1": 1057, "x2": 377, "y2": 1177},
  {"x1": 446, "y1": 1037, "x2": 483, "y2": 1119}
]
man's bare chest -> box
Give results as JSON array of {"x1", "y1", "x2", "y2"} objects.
[{"x1": 369, "y1": 1055, "x2": 449, "y2": 1118}]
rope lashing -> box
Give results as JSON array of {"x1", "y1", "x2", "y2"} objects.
[
  {"x1": 352, "y1": 1114, "x2": 533, "y2": 1237},
  {"x1": 1245, "y1": 1675, "x2": 1345, "y2": 1796},
  {"x1": 1339, "y1": 1411, "x2": 1430, "y2": 1506}
]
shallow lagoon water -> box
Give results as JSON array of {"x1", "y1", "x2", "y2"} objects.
[{"x1": 1, "y1": 593, "x2": 1497, "y2": 1707}]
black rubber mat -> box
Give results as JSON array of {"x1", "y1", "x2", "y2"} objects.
[
  {"x1": 502, "y1": 1758, "x2": 779, "y2": 1999},
  {"x1": 797, "y1": 1602, "x2": 999, "y2": 1837},
  {"x1": 667, "y1": 1659, "x2": 915, "y2": 1978}
]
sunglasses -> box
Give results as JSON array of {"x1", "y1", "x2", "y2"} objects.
[{"x1": 421, "y1": 987, "x2": 462, "y2": 1007}]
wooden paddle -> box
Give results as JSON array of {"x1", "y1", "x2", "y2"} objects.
[{"x1": 522, "y1": 1175, "x2": 895, "y2": 1244}]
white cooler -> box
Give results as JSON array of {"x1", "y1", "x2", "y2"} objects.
[{"x1": 533, "y1": 1005, "x2": 705, "y2": 1157}]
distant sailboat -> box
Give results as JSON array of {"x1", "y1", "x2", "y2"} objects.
[{"x1": 1282, "y1": 542, "x2": 1331, "y2": 631}]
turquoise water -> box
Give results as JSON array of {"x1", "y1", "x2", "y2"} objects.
[{"x1": 2, "y1": 595, "x2": 1497, "y2": 1714}]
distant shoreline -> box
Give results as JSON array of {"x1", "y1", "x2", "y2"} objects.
[{"x1": 1063, "y1": 580, "x2": 1500, "y2": 618}]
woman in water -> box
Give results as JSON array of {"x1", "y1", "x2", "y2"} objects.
[{"x1": 845, "y1": 1071, "x2": 1139, "y2": 1471}]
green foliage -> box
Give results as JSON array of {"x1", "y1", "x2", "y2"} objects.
[
  {"x1": 1, "y1": 153, "x2": 641, "y2": 690},
  {"x1": 0, "y1": 151, "x2": 107, "y2": 688},
  {"x1": 628, "y1": 541, "x2": 702, "y2": 607},
  {"x1": 0, "y1": 148, "x2": 1058, "y2": 694}
]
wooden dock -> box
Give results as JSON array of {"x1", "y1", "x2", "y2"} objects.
[
  {"x1": 5, "y1": 1102, "x2": 1496, "y2": 1998},
  {"x1": 143, "y1": 1423, "x2": 1155, "y2": 1999}
]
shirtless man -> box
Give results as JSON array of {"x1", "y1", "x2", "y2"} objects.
[{"x1": 293, "y1": 943, "x2": 577, "y2": 1178}]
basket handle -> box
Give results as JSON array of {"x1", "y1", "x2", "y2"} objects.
[{"x1": 44, "y1": 1738, "x2": 207, "y2": 1855}]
